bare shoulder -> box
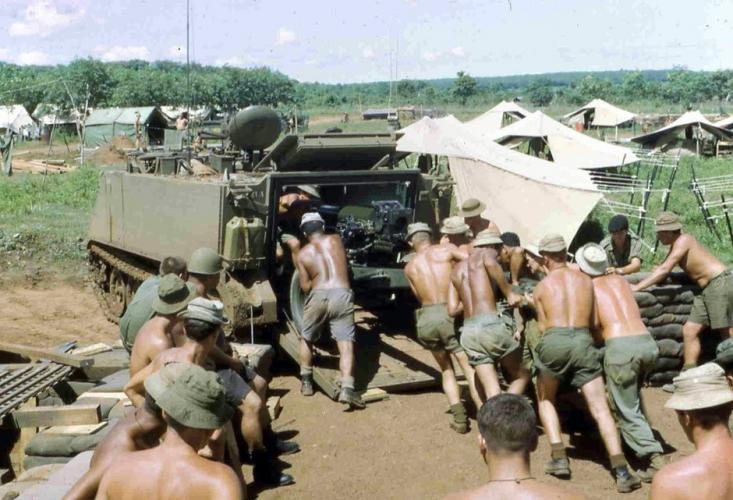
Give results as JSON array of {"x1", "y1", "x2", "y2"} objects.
[{"x1": 674, "y1": 233, "x2": 695, "y2": 249}]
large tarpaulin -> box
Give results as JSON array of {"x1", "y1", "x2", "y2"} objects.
[
  {"x1": 0, "y1": 105, "x2": 34, "y2": 133},
  {"x1": 396, "y1": 117, "x2": 602, "y2": 246},
  {"x1": 463, "y1": 101, "x2": 530, "y2": 138},
  {"x1": 715, "y1": 115, "x2": 733, "y2": 130},
  {"x1": 564, "y1": 99, "x2": 636, "y2": 128},
  {"x1": 493, "y1": 111, "x2": 639, "y2": 169},
  {"x1": 631, "y1": 110, "x2": 733, "y2": 149}
]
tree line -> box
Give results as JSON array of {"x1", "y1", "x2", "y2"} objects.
[{"x1": 1, "y1": 58, "x2": 732, "y2": 115}]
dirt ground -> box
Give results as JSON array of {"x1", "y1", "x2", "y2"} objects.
[{"x1": 0, "y1": 283, "x2": 694, "y2": 500}]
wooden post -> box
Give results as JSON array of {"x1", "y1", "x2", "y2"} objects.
[
  {"x1": 722, "y1": 194, "x2": 733, "y2": 246},
  {"x1": 9, "y1": 398, "x2": 37, "y2": 477}
]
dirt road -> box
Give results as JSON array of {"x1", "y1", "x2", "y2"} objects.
[{"x1": 0, "y1": 284, "x2": 693, "y2": 500}]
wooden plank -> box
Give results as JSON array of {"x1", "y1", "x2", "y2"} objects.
[
  {"x1": 359, "y1": 388, "x2": 389, "y2": 403},
  {"x1": 10, "y1": 404, "x2": 100, "y2": 428},
  {"x1": 71, "y1": 343, "x2": 112, "y2": 357},
  {"x1": 278, "y1": 325, "x2": 340, "y2": 399},
  {"x1": 0, "y1": 364, "x2": 34, "y2": 371},
  {"x1": 266, "y1": 396, "x2": 282, "y2": 421},
  {"x1": 44, "y1": 421, "x2": 107, "y2": 435},
  {"x1": 9, "y1": 398, "x2": 37, "y2": 476},
  {"x1": 0, "y1": 342, "x2": 93, "y2": 368},
  {"x1": 78, "y1": 391, "x2": 128, "y2": 401}
]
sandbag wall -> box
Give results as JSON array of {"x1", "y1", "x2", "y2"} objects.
[{"x1": 628, "y1": 273, "x2": 702, "y2": 386}]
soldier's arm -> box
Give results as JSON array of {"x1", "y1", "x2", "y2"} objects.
[
  {"x1": 210, "y1": 465, "x2": 245, "y2": 500},
  {"x1": 124, "y1": 358, "x2": 158, "y2": 408},
  {"x1": 617, "y1": 257, "x2": 641, "y2": 276},
  {"x1": 509, "y1": 249, "x2": 526, "y2": 285},
  {"x1": 447, "y1": 276, "x2": 463, "y2": 317},
  {"x1": 448, "y1": 244, "x2": 469, "y2": 261},
  {"x1": 296, "y1": 252, "x2": 313, "y2": 293},
  {"x1": 485, "y1": 254, "x2": 521, "y2": 307},
  {"x1": 631, "y1": 237, "x2": 688, "y2": 291}
]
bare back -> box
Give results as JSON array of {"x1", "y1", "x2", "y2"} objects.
[
  {"x1": 535, "y1": 267, "x2": 594, "y2": 332},
  {"x1": 592, "y1": 274, "x2": 646, "y2": 340},
  {"x1": 95, "y1": 447, "x2": 241, "y2": 500},
  {"x1": 455, "y1": 248, "x2": 500, "y2": 318},
  {"x1": 129, "y1": 318, "x2": 173, "y2": 376},
  {"x1": 297, "y1": 234, "x2": 350, "y2": 290},
  {"x1": 445, "y1": 480, "x2": 585, "y2": 500},
  {"x1": 405, "y1": 243, "x2": 460, "y2": 305},
  {"x1": 668, "y1": 234, "x2": 727, "y2": 287}
]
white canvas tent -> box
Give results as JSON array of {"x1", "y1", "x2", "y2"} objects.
[
  {"x1": 0, "y1": 105, "x2": 34, "y2": 134},
  {"x1": 492, "y1": 111, "x2": 639, "y2": 169},
  {"x1": 564, "y1": 99, "x2": 636, "y2": 128},
  {"x1": 396, "y1": 117, "x2": 602, "y2": 246},
  {"x1": 631, "y1": 111, "x2": 733, "y2": 152},
  {"x1": 715, "y1": 115, "x2": 733, "y2": 130},
  {"x1": 463, "y1": 101, "x2": 530, "y2": 138}
]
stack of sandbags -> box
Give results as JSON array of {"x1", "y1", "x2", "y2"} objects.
[{"x1": 627, "y1": 272, "x2": 699, "y2": 386}]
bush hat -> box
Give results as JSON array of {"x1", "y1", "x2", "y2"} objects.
[
  {"x1": 406, "y1": 222, "x2": 432, "y2": 240},
  {"x1": 179, "y1": 297, "x2": 230, "y2": 325},
  {"x1": 474, "y1": 229, "x2": 503, "y2": 247},
  {"x1": 441, "y1": 216, "x2": 470, "y2": 235},
  {"x1": 188, "y1": 248, "x2": 223, "y2": 275},
  {"x1": 655, "y1": 212, "x2": 682, "y2": 232},
  {"x1": 524, "y1": 243, "x2": 542, "y2": 258},
  {"x1": 153, "y1": 274, "x2": 197, "y2": 315},
  {"x1": 300, "y1": 211, "x2": 325, "y2": 228},
  {"x1": 576, "y1": 243, "x2": 608, "y2": 277},
  {"x1": 152, "y1": 363, "x2": 234, "y2": 429},
  {"x1": 458, "y1": 198, "x2": 486, "y2": 218},
  {"x1": 144, "y1": 362, "x2": 189, "y2": 404},
  {"x1": 538, "y1": 233, "x2": 566, "y2": 253},
  {"x1": 665, "y1": 363, "x2": 733, "y2": 411},
  {"x1": 297, "y1": 185, "x2": 321, "y2": 199}
]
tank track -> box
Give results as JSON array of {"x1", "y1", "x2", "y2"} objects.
[{"x1": 88, "y1": 244, "x2": 153, "y2": 324}]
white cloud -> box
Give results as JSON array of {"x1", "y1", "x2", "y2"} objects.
[
  {"x1": 214, "y1": 55, "x2": 256, "y2": 67},
  {"x1": 17, "y1": 51, "x2": 51, "y2": 65},
  {"x1": 275, "y1": 27, "x2": 296, "y2": 46},
  {"x1": 0, "y1": 48, "x2": 10, "y2": 61},
  {"x1": 421, "y1": 50, "x2": 441, "y2": 62},
  {"x1": 451, "y1": 46, "x2": 466, "y2": 57},
  {"x1": 9, "y1": 1, "x2": 85, "y2": 37},
  {"x1": 362, "y1": 46, "x2": 375, "y2": 59},
  {"x1": 97, "y1": 45, "x2": 149, "y2": 62},
  {"x1": 168, "y1": 45, "x2": 185, "y2": 59}
]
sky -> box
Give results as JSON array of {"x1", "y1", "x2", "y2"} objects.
[{"x1": 0, "y1": 0, "x2": 731, "y2": 83}]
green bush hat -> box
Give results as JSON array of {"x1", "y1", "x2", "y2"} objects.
[
  {"x1": 406, "y1": 222, "x2": 432, "y2": 240},
  {"x1": 473, "y1": 229, "x2": 503, "y2": 247},
  {"x1": 655, "y1": 212, "x2": 682, "y2": 232},
  {"x1": 538, "y1": 233, "x2": 566, "y2": 253},
  {"x1": 576, "y1": 243, "x2": 608, "y2": 277},
  {"x1": 144, "y1": 362, "x2": 189, "y2": 404},
  {"x1": 441, "y1": 216, "x2": 470, "y2": 235},
  {"x1": 458, "y1": 198, "x2": 486, "y2": 218},
  {"x1": 153, "y1": 363, "x2": 234, "y2": 429},
  {"x1": 153, "y1": 274, "x2": 198, "y2": 315},
  {"x1": 665, "y1": 363, "x2": 733, "y2": 411},
  {"x1": 179, "y1": 297, "x2": 230, "y2": 325},
  {"x1": 188, "y1": 248, "x2": 223, "y2": 275}
]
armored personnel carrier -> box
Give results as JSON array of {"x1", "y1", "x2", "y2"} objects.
[{"x1": 88, "y1": 106, "x2": 451, "y2": 336}]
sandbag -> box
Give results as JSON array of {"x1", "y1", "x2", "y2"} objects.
[
  {"x1": 653, "y1": 356, "x2": 682, "y2": 371},
  {"x1": 648, "y1": 313, "x2": 676, "y2": 327},
  {"x1": 650, "y1": 287, "x2": 697, "y2": 305},
  {"x1": 656, "y1": 338, "x2": 682, "y2": 358},
  {"x1": 88, "y1": 369, "x2": 129, "y2": 393},
  {"x1": 633, "y1": 291, "x2": 659, "y2": 308},
  {"x1": 23, "y1": 455, "x2": 71, "y2": 470},
  {"x1": 25, "y1": 421, "x2": 114, "y2": 457},
  {"x1": 648, "y1": 370, "x2": 679, "y2": 385},
  {"x1": 639, "y1": 303, "x2": 663, "y2": 319},
  {"x1": 662, "y1": 304, "x2": 692, "y2": 315},
  {"x1": 649, "y1": 324, "x2": 683, "y2": 340}
]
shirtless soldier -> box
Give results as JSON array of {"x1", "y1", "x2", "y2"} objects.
[
  {"x1": 296, "y1": 212, "x2": 365, "y2": 409},
  {"x1": 97, "y1": 363, "x2": 243, "y2": 500},
  {"x1": 577, "y1": 243, "x2": 666, "y2": 481},
  {"x1": 64, "y1": 363, "x2": 188, "y2": 500},
  {"x1": 449, "y1": 229, "x2": 529, "y2": 400},
  {"x1": 440, "y1": 216, "x2": 473, "y2": 252},
  {"x1": 458, "y1": 198, "x2": 500, "y2": 235},
  {"x1": 277, "y1": 185, "x2": 321, "y2": 263},
  {"x1": 404, "y1": 222, "x2": 479, "y2": 433},
  {"x1": 631, "y1": 212, "x2": 733, "y2": 368},
  {"x1": 651, "y1": 363, "x2": 733, "y2": 500},
  {"x1": 445, "y1": 394, "x2": 585, "y2": 500},
  {"x1": 129, "y1": 274, "x2": 197, "y2": 375},
  {"x1": 533, "y1": 234, "x2": 639, "y2": 493}
]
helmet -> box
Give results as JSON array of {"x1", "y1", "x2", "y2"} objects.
[{"x1": 188, "y1": 248, "x2": 223, "y2": 275}]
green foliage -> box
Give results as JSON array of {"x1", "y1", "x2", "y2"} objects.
[
  {"x1": 526, "y1": 78, "x2": 554, "y2": 106},
  {"x1": 451, "y1": 71, "x2": 477, "y2": 105}
]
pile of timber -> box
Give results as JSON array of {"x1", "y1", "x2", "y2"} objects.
[
  {"x1": 628, "y1": 272, "x2": 711, "y2": 386},
  {"x1": 10, "y1": 159, "x2": 74, "y2": 174}
]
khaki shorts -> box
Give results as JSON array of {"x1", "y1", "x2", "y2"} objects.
[
  {"x1": 302, "y1": 288, "x2": 356, "y2": 343},
  {"x1": 521, "y1": 317, "x2": 542, "y2": 371},
  {"x1": 689, "y1": 271, "x2": 733, "y2": 330},
  {"x1": 535, "y1": 327, "x2": 602, "y2": 388},
  {"x1": 217, "y1": 367, "x2": 255, "y2": 403},
  {"x1": 415, "y1": 304, "x2": 463, "y2": 354},
  {"x1": 460, "y1": 313, "x2": 519, "y2": 367}
]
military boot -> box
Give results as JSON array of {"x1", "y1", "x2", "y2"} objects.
[
  {"x1": 636, "y1": 453, "x2": 667, "y2": 483},
  {"x1": 263, "y1": 427, "x2": 300, "y2": 456},
  {"x1": 300, "y1": 374, "x2": 314, "y2": 396},
  {"x1": 544, "y1": 457, "x2": 571, "y2": 478},
  {"x1": 338, "y1": 387, "x2": 366, "y2": 409},
  {"x1": 252, "y1": 449, "x2": 295, "y2": 487},
  {"x1": 449, "y1": 403, "x2": 469, "y2": 434},
  {"x1": 614, "y1": 466, "x2": 642, "y2": 493}
]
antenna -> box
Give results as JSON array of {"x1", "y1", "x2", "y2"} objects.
[{"x1": 186, "y1": 0, "x2": 191, "y2": 168}]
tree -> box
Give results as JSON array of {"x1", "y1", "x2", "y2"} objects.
[
  {"x1": 620, "y1": 72, "x2": 647, "y2": 101},
  {"x1": 526, "y1": 79, "x2": 553, "y2": 106},
  {"x1": 451, "y1": 71, "x2": 477, "y2": 105}
]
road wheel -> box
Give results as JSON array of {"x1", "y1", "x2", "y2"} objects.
[{"x1": 107, "y1": 269, "x2": 128, "y2": 318}]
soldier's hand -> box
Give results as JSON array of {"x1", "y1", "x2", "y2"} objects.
[
  {"x1": 606, "y1": 267, "x2": 616, "y2": 275},
  {"x1": 507, "y1": 292, "x2": 522, "y2": 307}
]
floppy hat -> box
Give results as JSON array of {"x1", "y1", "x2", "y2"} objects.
[
  {"x1": 576, "y1": 243, "x2": 609, "y2": 277},
  {"x1": 473, "y1": 229, "x2": 503, "y2": 247},
  {"x1": 406, "y1": 222, "x2": 432, "y2": 240},
  {"x1": 655, "y1": 212, "x2": 682, "y2": 232},
  {"x1": 441, "y1": 216, "x2": 470, "y2": 235},
  {"x1": 153, "y1": 274, "x2": 198, "y2": 315},
  {"x1": 153, "y1": 363, "x2": 234, "y2": 429},
  {"x1": 665, "y1": 363, "x2": 733, "y2": 411},
  {"x1": 179, "y1": 297, "x2": 230, "y2": 325},
  {"x1": 296, "y1": 185, "x2": 321, "y2": 199},
  {"x1": 458, "y1": 198, "x2": 486, "y2": 218},
  {"x1": 300, "y1": 211, "x2": 325, "y2": 227},
  {"x1": 524, "y1": 243, "x2": 542, "y2": 258},
  {"x1": 144, "y1": 362, "x2": 190, "y2": 403},
  {"x1": 538, "y1": 233, "x2": 566, "y2": 253}
]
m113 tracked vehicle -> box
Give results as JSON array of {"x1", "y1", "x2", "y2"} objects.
[{"x1": 87, "y1": 106, "x2": 451, "y2": 337}]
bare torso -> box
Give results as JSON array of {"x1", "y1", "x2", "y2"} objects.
[
  {"x1": 405, "y1": 243, "x2": 462, "y2": 305},
  {"x1": 592, "y1": 274, "x2": 647, "y2": 340},
  {"x1": 468, "y1": 218, "x2": 500, "y2": 236},
  {"x1": 95, "y1": 446, "x2": 240, "y2": 500},
  {"x1": 453, "y1": 248, "x2": 500, "y2": 318},
  {"x1": 297, "y1": 234, "x2": 351, "y2": 290},
  {"x1": 535, "y1": 267, "x2": 594, "y2": 332},
  {"x1": 129, "y1": 317, "x2": 174, "y2": 376},
  {"x1": 668, "y1": 234, "x2": 727, "y2": 288},
  {"x1": 445, "y1": 480, "x2": 585, "y2": 500}
]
